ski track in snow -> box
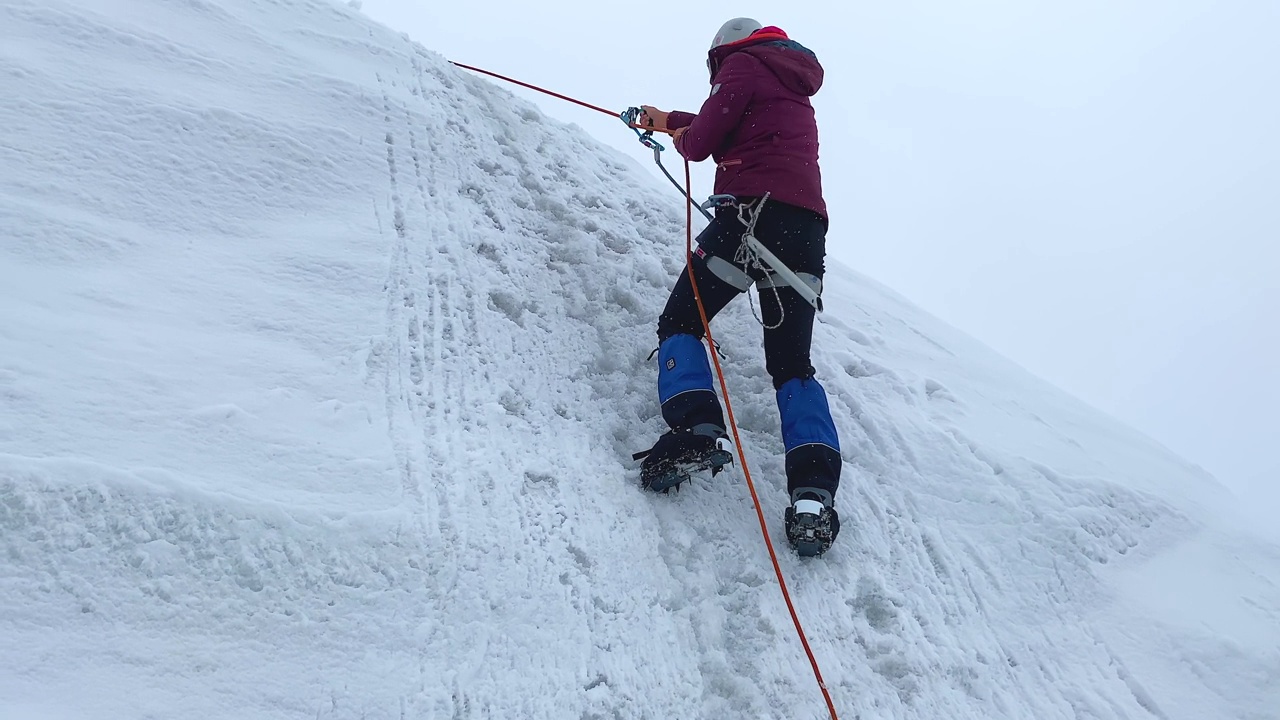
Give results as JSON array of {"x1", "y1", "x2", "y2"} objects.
[{"x1": 2, "y1": 1, "x2": 1279, "y2": 718}]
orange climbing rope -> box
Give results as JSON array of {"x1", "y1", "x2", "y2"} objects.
[{"x1": 451, "y1": 61, "x2": 838, "y2": 720}]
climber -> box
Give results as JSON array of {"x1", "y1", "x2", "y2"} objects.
[{"x1": 634, "y1": 18, "x2": 842, "y2": 556}]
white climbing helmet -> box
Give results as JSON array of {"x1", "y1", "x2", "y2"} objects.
[{"x1": 710, "y1": 17, "x2": 763, "y2": 50}]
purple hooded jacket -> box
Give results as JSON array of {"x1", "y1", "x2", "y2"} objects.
[{"x1": 668, "y1": 30, "x2": 827, "y2": 220}]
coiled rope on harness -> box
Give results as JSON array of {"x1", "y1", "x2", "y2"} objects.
[
  {"x1": 721, "y1": 193, "x2": 787, "y2": 330},
  {"x1": 450, "y1": 61, "x2": 839, "y2": 720}
]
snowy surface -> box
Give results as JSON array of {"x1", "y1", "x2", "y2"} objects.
[{"x1": 2, "y1": 0, "x2": 1278, "y2": 718}]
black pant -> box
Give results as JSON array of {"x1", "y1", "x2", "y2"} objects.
[{"x1": 657, "y1": 198, "x2": 827, "y2": 391}]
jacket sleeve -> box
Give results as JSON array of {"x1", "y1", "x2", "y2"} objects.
[
  {"x1": 667, "y1": 111, "x2": 696, "y2": 130},
  {"x1": 674, "y1": 53, "x2": 757, "y2": 162}
]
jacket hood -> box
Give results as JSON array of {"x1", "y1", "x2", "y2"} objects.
[{"x1": 708, "y1": 28, "x2": 824, "y2": 96}]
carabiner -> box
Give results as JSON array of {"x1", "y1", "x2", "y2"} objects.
[{"x1": 621, "y1": 107, "x2": 665, "y2": 153}]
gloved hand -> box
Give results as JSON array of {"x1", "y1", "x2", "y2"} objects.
[{"x1": 639, "y1": 105, "x2": 670, "y2": 132}]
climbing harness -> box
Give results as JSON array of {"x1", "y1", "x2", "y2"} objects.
[
  {"x1": 703, "y1": 193, "x2": 825, "y2": 316},
  {"x1": 449, "y1": 62, "x2": 838, "y2": 720}
]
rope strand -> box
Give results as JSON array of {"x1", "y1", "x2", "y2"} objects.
[{"x1": 449, "y1": 61, "x2": 619, "y2": 118}]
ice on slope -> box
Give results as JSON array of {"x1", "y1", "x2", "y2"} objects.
[{"x1": 2, "y1": 0, "x2": 1278, "y2": 718}]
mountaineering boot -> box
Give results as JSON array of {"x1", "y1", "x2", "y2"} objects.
[
  {"x1": 785, "y1": 489, "x2": 840, "y2": 557},
  {"x1": 636, "y1": 425, "x2": 734, "y2": 493}
]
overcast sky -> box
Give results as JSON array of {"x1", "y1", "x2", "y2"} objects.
[{"x1": 356, "y1": 0, "x2": 1278, "y2": 514}]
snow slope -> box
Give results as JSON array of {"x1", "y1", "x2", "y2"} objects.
[{"x1": 2, "y1": 0, "x2": 1277, "y2": 718}]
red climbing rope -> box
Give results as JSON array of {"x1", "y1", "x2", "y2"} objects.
[
  {"x1": 451, "y1": 61, "x2": 838, "y2": 720},
  {"x1": 450, "y1": 61, "x2": 620, "y2": 120},
  {"x1": 449, "y1": 61, "x2": 663, "y2": 135}
]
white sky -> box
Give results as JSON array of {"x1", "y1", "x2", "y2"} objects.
[{"x1": 356, "y1": 0, "x2": 1279, "y2": 513}]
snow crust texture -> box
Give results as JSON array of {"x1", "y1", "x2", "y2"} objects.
[{"x1": 2, "y1": 1, "x2": 1277, "y2": 718}]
